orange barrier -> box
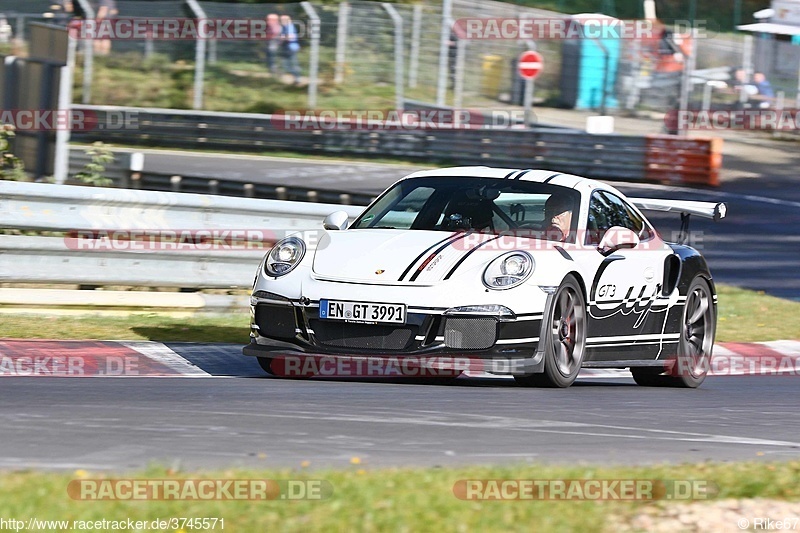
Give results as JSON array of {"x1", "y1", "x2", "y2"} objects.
[{"x1": 645, "y1": 135, "x2": 723, "y2": 187}]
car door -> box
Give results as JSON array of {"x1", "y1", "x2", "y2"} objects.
[{"x1": 584, "y1": 191, "x2": 672, "y2": 361}]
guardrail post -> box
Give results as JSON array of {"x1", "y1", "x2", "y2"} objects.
[
  {"x1": 334, "y1": 2, "x2": 349, "y2": 85},
  {"x1": 383, "y1": 4, "x2": 404, "y2": 112},
  {"x1": 171, "y1": 175, "x2": 182, "y2": 192},
  {"x1": 276, "y1": 187, "x2": 287, "y2": 201},
  {"x1": 126, "y1": 152, "x2": 144, "y2": 189},
  {"x1": 244, "y1": 183, "x2": 254, "y2": 198},
  {"x1": 436, "y1": 0, "x2": 453, "y2": 106},
  {"x1": 208, "y1": 179, "x2": 219, "y2": 195},
  {"x1": 186, "y1": 0, "x2": 207, "y2": 110},
  {"x1": 453, "y1": 29, "x2": 466, "y2": 116},
  {"x1": 678, "y1": 27, "x2": 697, "y2": 137},
  {"x1": 409, "y1": 4, "x2": 422, "y2": 89},
  {"x1": 740, "y1": 35, "x2": 753, "y2": 106},
  {"x1": 339, "y1": 193, "x2": 351, "y2": 205},
  {"x1": 208, "y1": 39, "x2": 217, "y2": 64},
  {"x1": 75, "y1": 0, "x2": 95, "y2": 104},
  {"x1": 301, "y1": 2, "x2": 320, "y2": 109},
  {"x1": 307, "y1": 190, "x2": 318, "y2": 202},
  {"x1": 54, "y1": 35, "x2": 78, "y2": 185}
]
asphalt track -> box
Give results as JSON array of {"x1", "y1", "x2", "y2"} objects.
[
  {"x1": 2, "y1": 374, "x2": 799, "y2": 471},
  {"x1": 1, "y1": 342, "x2": 799, "y2": 471}
]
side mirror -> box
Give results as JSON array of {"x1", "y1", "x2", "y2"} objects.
[
  {"x1": 323, "y1": 211, "x2": 349, "y2": 231},
  {"x1": 597, "y1": 226, "x2": 639, "y2": 256}
]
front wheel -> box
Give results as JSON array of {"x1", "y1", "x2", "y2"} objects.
[
  {"x1": 515, "y1": 275, "x2": 587, "y2": 388},
  {"x1": 256, "y1": 357, "x2": 275, "y2": 375}
]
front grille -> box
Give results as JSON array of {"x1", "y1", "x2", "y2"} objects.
[
  {"x1": 444, "y1": 317, "x2": 498, "y2": 350},
  {"x1": 255, "y1": 304, "x2": 297, "y2": 340},
  {"x1": 309, "y1": 319, "x2": 416, "y2": 351}
]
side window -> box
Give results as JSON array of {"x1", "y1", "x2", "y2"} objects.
[
  {"x1": 604, "y1": 192, "x2": 654, "y2": 241},
  {"x1": 586, "y1": 191, "x2": 650, "y2": 245},
  {"x1": 586, "y1": 192, "x2": 613, "y2": 245}
]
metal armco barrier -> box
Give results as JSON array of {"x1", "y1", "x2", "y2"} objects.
[
  {"x1": 66, "y1": 146, "x2": 376, "y2": 205},
  {"x1": 0, "y1": 181, "x2": 363, "y2": 288},
  {"x1": 71, "y1": 105, "x2": 723, "y2": 187}
]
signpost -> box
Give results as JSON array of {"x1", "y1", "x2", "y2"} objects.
[{"x1": 518, "y1": 50, "x2": 543, "y2": 128}]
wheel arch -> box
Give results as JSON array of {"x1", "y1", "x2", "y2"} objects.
[{"x1": 565, "y1": 270, "x2": 588, "y2": 302}]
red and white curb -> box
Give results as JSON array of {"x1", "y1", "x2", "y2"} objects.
[
  {"x1": 0, "y1": 339, "x2": 798, "y2": 378},
  {"x1": 0, "y1": 339, "x2": 210, "y2": 377}
]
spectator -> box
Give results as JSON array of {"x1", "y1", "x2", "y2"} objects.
[
  {"x1": 753, "y1": 72, "x2": 774, "y2": 98},
  {"x1": 731, "y1": 68, "x2": 769, "y2": 109},
  {"x1": 280, "y1": 14, "x2": 301, "y2": 85},
  {"x1": 265, "y1": 13, "x2": 281, "y2": 76},
  {"x1": 93, "y1": 0, "x2": 117, "y2": 56}
]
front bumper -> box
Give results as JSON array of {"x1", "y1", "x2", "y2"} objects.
[{"x1": 244, "y1": 290, "x2": 549, "y2": 375}]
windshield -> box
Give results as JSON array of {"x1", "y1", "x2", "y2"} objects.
[{"x1": 350, "y1": 177, "x2": 581, "y2": 242}]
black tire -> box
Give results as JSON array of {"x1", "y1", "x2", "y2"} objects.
[
  {"x1": 630, "y1": 367, "x2": 669, "y2": 386},
  {"x1": 259, "y1": 356, "x2": 317, "y2": 379},
  {"x1": 515, "y1": 275, "x2": 587, "y2": 388},
  {"x1": 257, "y1": 357, "x2": 275, "y2": 375},
  {"x1": 631, "y1": 277, "x2": 716, "y2": 388}
]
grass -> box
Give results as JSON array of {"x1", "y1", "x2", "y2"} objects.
[
  {"x1": 0, "y1": 461, "x2": 798, "y2": 532},
  {"x1": 74, "y1": 51, "x2": 436, "y2": 113},
  {"x1": 715, "y1": 284, "x2": 800, "y2": 342},
  {"x1": 0, "y1": 284, "x2": 796, "y2": 344},
  {"x1": 0, "y1": 311, "x2": 249, "y2": 343}
]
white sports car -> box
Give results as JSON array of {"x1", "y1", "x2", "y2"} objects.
[{"x1": 244, "y1": 167, "x2": 726, "y2": 388}]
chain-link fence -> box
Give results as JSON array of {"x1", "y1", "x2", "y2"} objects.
[{"x1": 3, "y1": 0, "x2": 797, "y2": 122}]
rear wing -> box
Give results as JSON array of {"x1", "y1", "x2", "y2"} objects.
[{"x1": 629, "y1": 198, "x2": 727, "y2": 221}]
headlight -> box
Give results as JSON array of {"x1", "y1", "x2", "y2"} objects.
[
  {"x1": 483, "y1": 251, "x2": 534, "y2": 290},
  {"x1": 264, "y1": 237, "x2": 306, "y2": 277}
]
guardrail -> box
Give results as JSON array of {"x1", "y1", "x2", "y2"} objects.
[
  {"x1": 0, "y1": 180, "x2": 363, "y2": 289},
  {"x1": 71, "y1": 104, "x2": 723, "y2": 187},
  {"x1": 66, "y1": 147, "x2": 376, "y2": 205}
]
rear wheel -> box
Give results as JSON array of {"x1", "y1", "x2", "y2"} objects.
[
  {"x1": 515, "y1": 275, "x2": 587, "y2": 388},
  {"x1": 631, "y1": 277, "x2": 715, "y2": 388}
]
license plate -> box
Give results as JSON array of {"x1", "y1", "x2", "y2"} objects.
[{"x1": 319, "y1": 299, "x2": 406, "y2": 324}]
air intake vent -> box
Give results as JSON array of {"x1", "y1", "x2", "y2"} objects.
[
  {"x1": 309, "y1": 320, "x2": 416, "y2": 351},
  {"x1": 444, "y1": 317, "x2": 497, "y2": 350}
]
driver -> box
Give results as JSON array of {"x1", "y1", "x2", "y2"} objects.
[{"x1": 543, "y1": 193, "x2": 573, "y2": 242}]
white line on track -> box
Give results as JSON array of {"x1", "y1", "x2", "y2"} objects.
[{"x1": 120, "y1": 342, "x2": 211, "y2": 377}]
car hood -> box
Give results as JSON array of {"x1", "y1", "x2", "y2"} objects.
[{"x1": 312, "y1": 229, "x2": 504, "y2": 285}]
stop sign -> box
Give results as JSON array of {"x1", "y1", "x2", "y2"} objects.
[{"x1": 518, "y1": 50, "x2": 543, "y2": 80}]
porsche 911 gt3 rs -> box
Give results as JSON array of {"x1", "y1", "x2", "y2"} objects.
[{"x1": 244, "y1": 167, "x2": 726, "y2": 388}]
